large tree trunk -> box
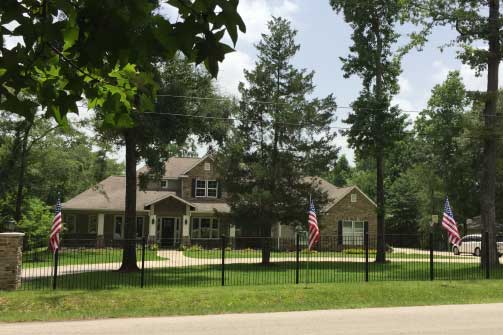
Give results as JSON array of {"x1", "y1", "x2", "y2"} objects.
[
  {"x1": 375, "y1": 151, "x2": 386, "y2": 263},
  {"x1": 118, "y1": 129, "x2": 140, "y2": 272},
  {"x1": 261, "y1": 221, "x2": 272, "y2": 265},
  {"x1": 14, "y1": 123, "x2": 32, "y2": 222},
  {"x1": 480, "y1": 0, "x2": 500, "y2": 268}
]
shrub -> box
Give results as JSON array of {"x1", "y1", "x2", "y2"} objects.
[
  {"x1": 187, "y1": 244, "x2": 203, "y2": 252},
  {"x1": 149, "y1": 243, "x2": 159, "y2": 252}
]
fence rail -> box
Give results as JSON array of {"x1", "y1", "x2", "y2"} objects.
[{"x1": 19, "y1": 232, "x2": 503, "y2": 290}]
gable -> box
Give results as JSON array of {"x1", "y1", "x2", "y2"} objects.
[
  {"x1": 325, "y1": 186, "x2": 377, "y2": 214},
  {"x1": 183, "y1": 155, "x2": 217, "y2": 178}
]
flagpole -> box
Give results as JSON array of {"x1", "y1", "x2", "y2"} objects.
[{"x1": 305, "y1": 194, "x2": 312, "y2": 288}]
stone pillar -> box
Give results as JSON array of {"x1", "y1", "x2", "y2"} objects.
[
  {"x1": 97, "y1": 213, "x2": 105, "y2": 248},
  {"x1": 0, "y1": 232, "x2": 25, "y2": 291}
]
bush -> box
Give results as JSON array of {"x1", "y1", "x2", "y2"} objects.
[
  {"x1": 17, "y1": 198, "x2": 53, "y2": 245},
  {"x1": 187, "y1": 245, "x2": 203, "y2": 252},
  {"x1": 149, "y1": 243, "x2": 159, "y2": 252}
]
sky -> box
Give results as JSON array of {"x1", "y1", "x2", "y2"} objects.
[
  {"x1": 4, "y1": 0, "x2": 497, "y2": 164},
  {"x1": 211, "y1": 0, "x2": 495, "y2": 164}
]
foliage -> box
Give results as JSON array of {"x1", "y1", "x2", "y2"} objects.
[
  {"x1": 16, "y1": 197, "x2": 53, "y2": 244},
  {"x1": 1, "y1": 0, "x2": 245, "y2": 125},
  {"x1": 330, "y1": 0, "x2": 410, "y2": 262},
  {"x1": 218, "y1": 18, "x2": 338, "y2": 261}
]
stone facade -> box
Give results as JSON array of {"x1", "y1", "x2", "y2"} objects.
[
  {"x1": 0, "y1": 232, "x2": 25, "y2": 291},
  {"x1": 320, "y1": 188, "x2": 377, "y2": 248}
]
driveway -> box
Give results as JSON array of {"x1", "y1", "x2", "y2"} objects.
[{"x1": 2, "y1": 303, "x2": 503, "y2": 335}]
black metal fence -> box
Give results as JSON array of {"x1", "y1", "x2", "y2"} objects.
[{"x1": 19, "y1": 232, "x2": 503, "y2": 290}]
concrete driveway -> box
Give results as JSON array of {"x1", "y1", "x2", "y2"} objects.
[{"x1": 2, "y1": 303, "x2": 503, "y2": 335}]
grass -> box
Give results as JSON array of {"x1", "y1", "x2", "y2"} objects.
[
  {"x1": 3, "y1": 280, "x2": 503, "y2": 322},
  {"x1": 21, "y1": 261, "x2": 503, "y2": 290},
  {"x1": 22, "y1": 248, "x2": 163, "y2": 269},
  {"x1": 183, "y1": 249, "x2": 454, "y2": 260}
]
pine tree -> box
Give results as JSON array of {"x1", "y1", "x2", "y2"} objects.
[
  {"x1": 218, "y1": 17, "x2": 338, "y2": 264},
  {"x1": 330, "y1": 0, "x2": 408, "y2": 262}
]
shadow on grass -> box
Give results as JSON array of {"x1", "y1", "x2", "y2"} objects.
[{"x1": 21, "y1": 261, "x2": 503, "y2": 290}]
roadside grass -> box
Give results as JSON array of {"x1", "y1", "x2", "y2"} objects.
[
  {"x1": 3, "y1": 280, "x2": 503, "y2": 322},
  {"x1": 22, "y1": 249, "x2": 163, "y2": 269},
  {"x1": 21, "y1": 261, "x2": 503, "y2": 290}
]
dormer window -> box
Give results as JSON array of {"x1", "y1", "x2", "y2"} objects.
[
  {"x1": 204, "y1": 162, "x2": 211, "y2": 171},
  {"x1": 351, "y1": 193, "x2": 357, "y2": 203},
  {"x1": 195, "y1": 179, "x2": 218, "y2": 198},
  {"x1": 161, "y1": 180, "x2": 168, "y2": 188}
]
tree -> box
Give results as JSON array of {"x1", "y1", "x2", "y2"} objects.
[
  {"x1": 330, "y1": 0, "x2": 408, "y2": 262},
  {"x1": 2, "y1": 1, "x2": 245, "y2": 272},
  {"x1": 218, "y1": 17, "x2": 338, "y2": 264},
  {"x1": 414, "y1": 71, "x2": 479, "y2": 233},
  {"x1": 325, "y1": 155, "x2": 353, "y2": 187},
  {"x1": 416, "y1": 0, "x2": 502, "y2": 267}
]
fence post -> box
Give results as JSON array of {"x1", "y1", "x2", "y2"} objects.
[
  {"x1": 485, "y1": 231, "x2": 490, "y2": 279},
  {"x1": 52, "y1": 248, "x2": 59, "y2": 290},
  {"x1": 296, "y1": 233, "x2": 300, "y2": 284},
  {"x1": 221, "y1": 235, "x2": 226, "y2": 286},
  {"x1": 364, "y1": 223, "x2": 369, "y2": 282},
  {"x1": 141, "y1": 238, "x2": 146, "y2": 288},
  {"x1": 429, "y1": 232, "x2": 434, "y2": 281}
]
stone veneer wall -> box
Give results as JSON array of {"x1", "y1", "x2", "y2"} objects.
[{"x1": 0, "y1": 232, "x2": 25, "y2": 291}]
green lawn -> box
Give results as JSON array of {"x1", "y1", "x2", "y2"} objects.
[
  {"x1": 183, "y1": 249, "x2": 454, "y2": 260},
  {"x1": 22, "y1": 248, "x2": 163, "y2": 269},
  {"x1": 3, "y1": 280, "x2": 503, "y2": 322},
  {"x1": 21, "y1": 261, "x2": 503, "y2": 290}
]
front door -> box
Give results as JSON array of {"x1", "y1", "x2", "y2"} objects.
[{"x1": 160, "y1": 217, "x2": 175, "y2": 246}]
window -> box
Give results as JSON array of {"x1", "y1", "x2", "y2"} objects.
[
  {"x1": 191, "y1": 218, "x2": 220, "y2": 239},
  {"x1": 88, "y1": 215, "x2": 97, "y2": 234},
  {"x1": 196, "y1": 180, "x2": 206, "y2": 197},
  {"x1": 207, "y1": 180, "x2": 218, "y2": 197},
  {"x1": 342, "y1": 220, "x2": 364, "y2": 245},
  {"x1": 195, "y1": 179, "x2": 219, "y2": 198},
  {"x1": 351, "y1": 193, "x2": 357, "y2": 203},
  {"x1": 136, "y1": 217, "x2": 144, "y2": 237},
  {"x1": 114, "y1": 216, "x2": 123, "y2": 239},
  {"x1": 161, "y1": 180, "x2": 168, "y2": 188},
  {"x1": 64, "y1": 214, "x2": 77, "y2": 233},
  {"x1": 204, "y1": 162, "x2": 211, "y2": 171}
]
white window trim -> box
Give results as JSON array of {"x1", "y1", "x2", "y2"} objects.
[
  {"x1": 204, "y1": 162, "x2": 211, "y2": 171},
  {"x1": 64, "y1": 214, "x2": 77, "y2": 233},
  {"x1": 114, "y1": 215, "x2": 124, "y2": 239},
  {"x1": 161, "y1": 180, "x2": 168, "y2": 189},
  {"x1": 88, "y1": 215, "x2": 97, "y2": 234},
  {"x1": 351, "y1": 193, "x2": 357, "y2": 203},
  {"x1": 191, "y1": 217, "x2": 220, "y2": 239},
  {"x1": 195, "y1": 179, "x2": 218, "y2": 198}
]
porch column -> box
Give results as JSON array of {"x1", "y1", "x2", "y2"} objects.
[
  {"x1": 97, "y1": 213, "x2": 105, "y2": 248},
  {"x1": 182, "y1": 205, "x2": 191, "y2": 246},
  {"x1": 229, "y1": 224, "x2": 236, "y2": 249},
  {"x1": 148, "y1": 214, "x2": 157, "y2": 244}
]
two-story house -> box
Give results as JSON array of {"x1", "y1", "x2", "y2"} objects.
[{"x1": 61, "y1": 155, "x2": 378, "y2": 247}]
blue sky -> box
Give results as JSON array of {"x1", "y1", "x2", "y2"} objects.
[{"x1": 214, "y1": 0, "x2": 493, "y2": 163}]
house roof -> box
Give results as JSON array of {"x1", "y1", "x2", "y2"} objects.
[
  {"x1": 306, "y1": 177, "x2": 377, "y2": 211},
  {"x1": 62, "y1": 176, "x2": 174, "y2": 212},
  {"x1": 137, "y1": 156, "x2": 201, "y2": 178}
]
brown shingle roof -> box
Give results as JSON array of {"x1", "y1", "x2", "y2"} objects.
[
  {"x1": 62, "y1": 176, "x2": 174, "y2": 212},
  {"x1": 306, "y1": 177, "x2": 377, "y2": 211},
  {"x1": 137, "y1": 156, "x2": 201, "y2": 178}
]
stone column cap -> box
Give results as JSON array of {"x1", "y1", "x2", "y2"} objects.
[{"x1": 0, "y1": 232, "x2": 25, "y2": 237}]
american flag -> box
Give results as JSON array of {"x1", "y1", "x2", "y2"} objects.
[
  {"x1": 49, "y1": 195, "x2": 62, "y2": 253},
  {"x1": 442, "y1": 197, "x2": 461, "y2": 245},
  {"x1": 308, "y1": 200, "x2": 320, "y2": 250}
]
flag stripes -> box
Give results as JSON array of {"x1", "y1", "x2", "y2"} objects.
[
  {"x1": 441, "y1": 197, "x2": 461, "y2": 245},
  {"x1": 308, "y1": 200, "x2": 320, "y2": 250},
  {"x1": 50, "y1": 196, "x2": 62, "y2": 253}
]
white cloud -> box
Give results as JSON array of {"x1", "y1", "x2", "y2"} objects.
[
  {"x1": 238, "y1": 0, "x2": 299, "y2": 44},
  {"x1": 217, "y1": 51, "x2": 253, "y2": 95}
]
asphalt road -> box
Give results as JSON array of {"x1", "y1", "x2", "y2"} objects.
[{"x1": 2, "y1": 303, "x2": 503, "y2": 335}]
